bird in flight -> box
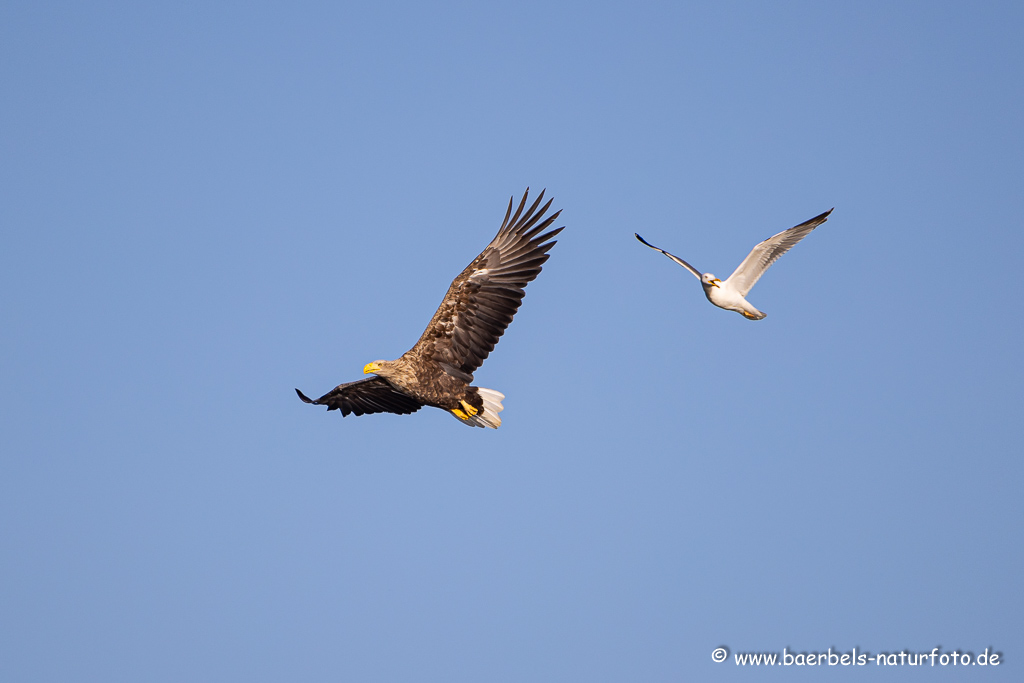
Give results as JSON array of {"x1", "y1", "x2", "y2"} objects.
[
  {"x1": 634, "y1": 209, "x2": 833, "y2": 320},
  {"x1": 296, "y1": 189, "x2": 563, "y2": 428}
]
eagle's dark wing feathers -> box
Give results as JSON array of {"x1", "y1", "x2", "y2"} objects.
[
  {"x1": 295, "y1": 377, "x2": 423, "y2": 417},
  {"x1": 413, "y1": 188, "x2": 563, "y2": 378}
]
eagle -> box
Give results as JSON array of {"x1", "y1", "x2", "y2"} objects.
[{"x1": 296, "y1": 189, "x2": 563, "y2": 428}]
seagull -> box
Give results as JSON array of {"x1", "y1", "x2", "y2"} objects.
[{"x1": 635, "y1": 209, "x2": 833, "y2": 320}]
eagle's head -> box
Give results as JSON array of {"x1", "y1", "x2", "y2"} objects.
[{"x1": 363, "y1": 360, "x2": 398, "y2": 379}]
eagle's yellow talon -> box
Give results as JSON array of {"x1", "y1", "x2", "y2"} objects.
[
  {"x1": 460, "y1": 400, "x2": 479, "y2": 417},
  {"x1": 452, "y1": 408, "x2": 469, "y2": 420}
]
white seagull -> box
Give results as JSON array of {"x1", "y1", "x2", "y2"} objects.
[{"x1": 635, "y1": 209, "x2": 833, "y2": 320}]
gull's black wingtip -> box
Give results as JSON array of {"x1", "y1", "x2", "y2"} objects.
[{"x1": 295, "y1": 388, "x2": 315, "y2": 404}]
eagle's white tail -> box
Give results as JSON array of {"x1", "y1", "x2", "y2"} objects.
[{"x1": 453, "y1": 388, "x2": 505, "y2": 429}]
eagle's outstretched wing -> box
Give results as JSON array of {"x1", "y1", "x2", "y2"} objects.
[
  {"x1": 412, "y1": 188, "x2": 563, "y2": 379},
  {"x1": 295, "y1": 377, "x2": 423, "y2": 417}
]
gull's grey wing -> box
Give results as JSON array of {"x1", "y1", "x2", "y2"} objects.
[
  {"x1": 725, "y1": 209, "x2": 833, "y2": 296},
  {"x1": 295, "y1": 377, "x2": 424, "y2": 417},
  {"x1": 634, "y1": 233, "x2": 702, "y2": 280}
]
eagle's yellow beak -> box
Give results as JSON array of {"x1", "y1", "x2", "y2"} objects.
[{"x1": 363, "y1": 362, "x2": 381, "y2": 374}]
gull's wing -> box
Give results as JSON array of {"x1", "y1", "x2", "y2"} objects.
[
  {"x1": 411, "y1": 188, "x2": 563, "y2": 379},
  {"x1": 634, "y1": 233, "x2": 702, "y2": 280},
  {"x1": 295, "y1": 377, "x2": 424, "y2": 417},
  {"x1": 725, "y1": 209, "x2": 833, "y2": 296}
]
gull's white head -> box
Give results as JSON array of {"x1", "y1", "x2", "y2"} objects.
[{"x1": 701, "y1": 273, "x2": 722, "y2": 288}]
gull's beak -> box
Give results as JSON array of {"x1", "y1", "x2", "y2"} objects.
[
  {"x1": 711, "y1": 279, "x2": 722, "y2": 288},
  {"x1": 363, "y1": 362, "x2": 380, "y2": 374}
]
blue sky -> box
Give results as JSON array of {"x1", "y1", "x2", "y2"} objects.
[{"x1": 2, "y1": 1, "x2": 1021, "y2": 681}]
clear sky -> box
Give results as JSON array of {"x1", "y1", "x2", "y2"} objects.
[{"x1": 2, "y1": 1, "x2": 1021, "y2": 681}]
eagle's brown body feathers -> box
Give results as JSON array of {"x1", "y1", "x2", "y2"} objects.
[{"x1": 296, "y1": 189, "x2": 562, "y2": 428}]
